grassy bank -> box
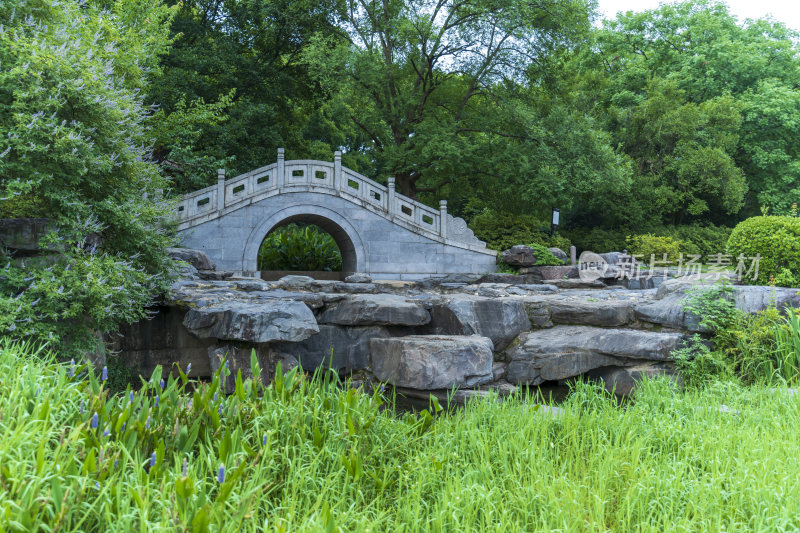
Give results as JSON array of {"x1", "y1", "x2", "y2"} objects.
[{"x1": 1, "y1": 343, "x2": 799, "y2": 532}]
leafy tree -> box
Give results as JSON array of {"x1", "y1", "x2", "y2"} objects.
[
  {"x1": 573, "y1": 0, "x2": 800, "y2": 226},
  {"x1": 257, "y1": 224, "x2": 342, "y2": 271},
  {"x1": 149, "y1": 0, "x2": 345, "y2": 192},
  {"x1": 0, "y1": 0, "x2": 177, "y2": 357},
  {"x1": 305, "y1": 0, "x2": 622, "y2": 209}
]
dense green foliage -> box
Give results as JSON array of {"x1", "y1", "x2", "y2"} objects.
[
  {"x1": 2, "y1": 341, "x2": 800, "y2": 530},
  {"x1": 627, "y1": 234, "x2": 684, "y2": 265},
  {"x1": 257, "y1": 224, "x2": 342, "y2": 272},
  {"x1": 3, "y1": 0, "x2": 800, "y2": 363},
  {"x1": 564, "y1": 223, "x2": 732, "y2": 256},
  {"x1": 0, "y1": 0, "x2": 177, "y2": 357},
  {"x1": 469, "y1": 210, "x2": 570, "y2": 252},
  {"x1": 104, "y1": 0, "x2": 800, "y2": 266},
  {"x1": 525, "y1": 243, "x2": 565, "y2": 267},
  {"x1": 726, "y1": 216, "x2": 800, "y2": 286},
  {"x1": 675, "y1": 282, "x2": 800, "y2": 386}
]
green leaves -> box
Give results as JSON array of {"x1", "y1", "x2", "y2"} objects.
[
  {"x1": 0, "y1": 0, "x2": 177, "y2": 357},
  {"x1": 257, "y1": 223, "x2": 343, "y2": 272}
]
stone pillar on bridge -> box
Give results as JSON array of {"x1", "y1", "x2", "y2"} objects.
[
  {"x1": 439, "y1": 200, "x2": 448, "y2": 239},
  {"x1": 276, "y1": 148, "x2": 285, "y2": 189},
  {"x1": 334, "y1": 150, "x2": 342, "y2": 190},
  {"x1": 216, "y1": 169, "x2": 225, "y2": 211},
  {"x1": 387, "y1": 177, "x2": 396, "y2": 216}
]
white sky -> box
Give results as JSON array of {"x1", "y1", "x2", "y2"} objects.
[{"x1": 596, "y1": 0, "x2": 800, "y2": 31}]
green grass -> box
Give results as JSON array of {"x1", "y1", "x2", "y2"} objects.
[{"x1": 1, "y1": 342, "x2": 800, "y2": 531}]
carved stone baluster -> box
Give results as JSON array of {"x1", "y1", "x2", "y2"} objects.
[
  {"x1": 217, "y1": 169, "x2": 225, "y2": 211},
  {"x1": 334, "y1": 151, "x2": 342, "y2": 191},
  {"x1": 387, "y1": 177, "x2": 396, "y2": 215},
  {"x1": 276, "y1": 148, "x2": 285, "y2": 189},
  {"x1": 439, "y1": 200, "x2": 448, "y2": 239}
]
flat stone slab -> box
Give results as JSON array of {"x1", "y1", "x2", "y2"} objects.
[
  {"x1": 426, "y1": 296, "x2": 530, "y2": 351},
  {"x1": 371, "y1": 335, "x2": 494, "y2": 389},
  {"x1": 183, "y1": 300, "x2": 319, "y2": 343},
  {"x1": 506, "y1": 326, "x2": 685, "y2": 385},
  {"x1": 317, "y1": 294, "x2": 430, "y2": 326},
  {"x1": 545, "y1": 299, "x2": 634, "y2": 327}
]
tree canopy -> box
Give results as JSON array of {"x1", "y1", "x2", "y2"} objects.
[{"x1": 0, "y1": 0, "x2": 177, "y2": 356}]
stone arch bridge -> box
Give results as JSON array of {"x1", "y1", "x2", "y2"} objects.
[{"x1": 175, "y1": 149, "x2": 497, "y2": 280}]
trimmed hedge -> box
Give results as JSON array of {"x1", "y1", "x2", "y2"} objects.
[{"x1": 726, "y1": 216, "x2": 800, "y2": 286}]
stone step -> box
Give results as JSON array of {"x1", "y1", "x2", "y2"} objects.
[{"x1": 506, "y1": 325, "x2": 685, "y2": 386}]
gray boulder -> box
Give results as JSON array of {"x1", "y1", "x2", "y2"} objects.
[
  {"x1": 548, "y1": 247, "x2": 568, "y2": 262},
  {"x1": 167, "y1": 248, "x2": 216, "y2": 271},
  {"x1": 475, "y1": 273, "x2": 529, "y2": 285},
  {"x1": 553, "y1": 278, "x2": 607, "y2": 290},
  {"x1": 589, "y1": 363, "x2": 678, "y2": 396},
  {"x1": 276, "y1": 275, "x2": 315, "y2": 290},
  {"x1": 637, "y1": 281, "x2": 800, "y2": 331},
  {"x1": 371, "y1": 335, "x2": 494, "y2": 389},
  {"x1": 317, "y1": 294, "x2": 430, "y2": 326},
  {"x1": 502, "y1": 245, "x2": 566, "y2": 268},
  {"x1": 426, "y1": 296, "x2": 530, "y2": 351},
  {"x1": 0, "y1": 218, "x2": 58, "y2": 253},
  {"x1": 330, "y1": 282, "x2": 378, "y2": 294},
  {"x1": 183, "y1": 300, "x2": 319, "y2": 343},
  {"x1": 501, "y1": 245, "x2": 538, "y2": 267},
  {"x1": 506, "y1": 326, "x2": 685, "y2": 385},
  {"x1": 634, "y1": 294, "x2": 707, "y2": 332},
  {"x1": 272, "y1": 325, "x2": 390, "y2": 373},
  {"x1": 733, "y1": 285, "x2": 800, "y2": 313},
  {"x1": 344, "y1": 273, "x2": 372, "y2": 283}
]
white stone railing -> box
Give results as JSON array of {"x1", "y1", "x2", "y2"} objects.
[{"x1": 175, "y1": 149, "x2": 486, "y2": 248}]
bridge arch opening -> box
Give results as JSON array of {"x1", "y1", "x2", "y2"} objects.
[{"x1": 254, "y1": 214, "x2": 358, "y2": 274}]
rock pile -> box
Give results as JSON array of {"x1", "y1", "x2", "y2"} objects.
[{"x1": 113, "y1": 249, "x2": 800, "y2": 400}]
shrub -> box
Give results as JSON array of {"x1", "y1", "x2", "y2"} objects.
[
  {"x1": 0, "y1": 0, "x2": 177, "y2": 357},
  {"x1": 258, "y1": 224, "x2": 343, "y2": 271},
  {"x1": 626, "y1": 234, "x2": 684, "y2": 265},
  {"x1": 673, "y1": 335, "x2": 735, "y2": 389},
  {"x1": 562, "y1": 227, "x2": 627, "y2": 254},
  {"x1": 714, "y1": 308, "x2": 782, "y2": 385},
  {"x1": 773, "y1": 268, "x2": 800, "y2": 288},
  {"x1": 726, "y1": 216, "x2": 800, "y2": 285},
  {"x1": 654, "y1": 224, "x2": 732, "y2": 258},
  {"x1": 564, "y1": 224, "x2": 732, "y2": 259},
  {"x1": 773, "y1": 310, "x2": 800, "y2": 385},
  {"x1": 525, "y1": 243, "x2": 566, "y2": 266},
  {"x1": 470, "y1": 210, "x2": 570, "y2": 251}
]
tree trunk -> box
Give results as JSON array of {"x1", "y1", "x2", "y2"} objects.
[{"x1": 394, "y1": 171, "x2": 416, "y2": 199}]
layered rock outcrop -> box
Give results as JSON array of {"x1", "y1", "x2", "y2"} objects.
[{"x1": 113, "y1": 249, "x2": 800, "y2": 400}]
